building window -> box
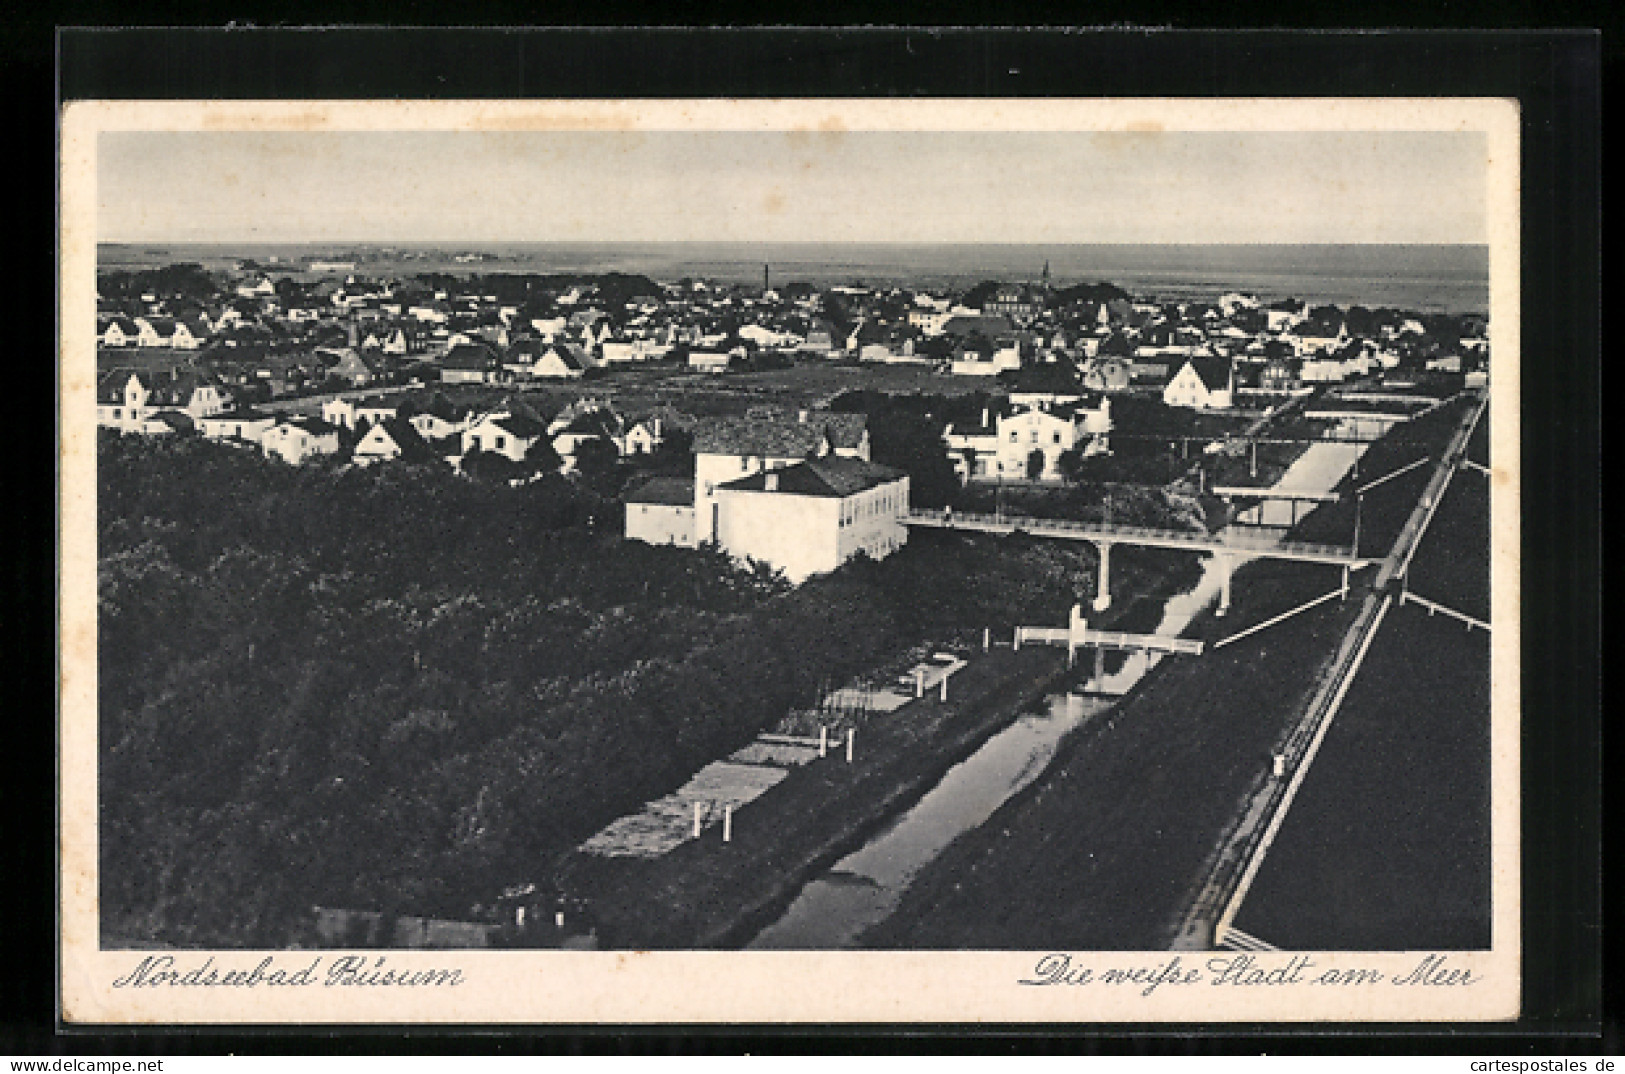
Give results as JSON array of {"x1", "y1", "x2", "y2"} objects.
[
  {"x1": 1053, "y1": 432, "x2": 1062, "y2": 444},
  {"x1": 112, "y1": 408, "x2": 121, "y2": 419},
  {"x1": 495, "y1": 436, "x2": 506, "y2": 450}
]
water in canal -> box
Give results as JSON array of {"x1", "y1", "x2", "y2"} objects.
[{"x1": 745, "y1": 424, "x2": 1381, "y2": 949}]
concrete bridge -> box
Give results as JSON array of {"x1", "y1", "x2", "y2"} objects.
[{"x1": 906, "y1": 508, "x2": 1375, "y2": 616}]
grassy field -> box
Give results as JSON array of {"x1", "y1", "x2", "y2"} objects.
[
  {"x1": 1224, "y1": 421, "x2": 1492, "y2": 950},
  {"x1": 1405, "y1": 461, "x2": 1491, "y2": 620},
  {"x1": 1229, "y1": 601, "x2": 1491, "y2": 950},
  {"x1": 274, "y1": 361, "x2": 999, "y2": 421}
]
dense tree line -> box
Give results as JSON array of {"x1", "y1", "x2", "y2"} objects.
[{"x1": 97, "y1": 431, "x2": 1108, "y2": 946}]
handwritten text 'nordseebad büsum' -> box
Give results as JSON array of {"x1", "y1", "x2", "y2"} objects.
[
  {"x1": 1019, "y1": 953, "x2": 1478, "y2": 997},
  {"x1": 112, "y1": 955, "x2": 462, "y2": 989}
]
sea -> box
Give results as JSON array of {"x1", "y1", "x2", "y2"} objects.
[{"x1": 98, "y1": 242, "x2": 1489, "y2": 315}]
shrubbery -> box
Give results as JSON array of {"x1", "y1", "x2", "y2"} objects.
[{"x1": 97, "y1": 431, "x2": 1122, "y2": 946}]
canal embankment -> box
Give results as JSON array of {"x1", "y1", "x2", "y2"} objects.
[{"x1": 861, "y1": 395, "x2": 1478, "y2": 950}]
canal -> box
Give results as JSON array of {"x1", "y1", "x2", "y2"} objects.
[{"x1": 745, "y1": 421, "x2": 1382, "y2": 949}]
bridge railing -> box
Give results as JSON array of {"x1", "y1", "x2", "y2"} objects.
[{"x1": 906, "y1": 508, "x2": 1356, "y2": 559}]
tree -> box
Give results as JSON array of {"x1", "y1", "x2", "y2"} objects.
[
  {"x1": 1057, "y1": 446, "x2": 1088, "y2": 483},
  {"x1": 571, "y1": 437, "x2": 622, "y2": 496},
  {"x1": 1026, "y1": 449, "x2": 1047, "y2": 481},
  {"x1": 523, "y1": 437, "x2": 563, "y2": 477}
]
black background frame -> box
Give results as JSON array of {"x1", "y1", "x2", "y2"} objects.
[{"x1": 25, "y1": 25, "x2": 1606, "y2": 1056}]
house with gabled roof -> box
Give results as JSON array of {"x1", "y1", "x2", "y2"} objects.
[
  {"x1": 691, "y1": 410, "x2": 868, "y2": 544},
  {"x1": 529, "y1": 342, "x2": 590, "y2": 380},
  {"x1": 353, "y1": 417, "x2": 436, "y2": 466},
  {"x1": 318, "y1": 346, "x2": 378, "y2": 387},
  {"x1": 461, "y1": 411, "x2": 549, "y2": 463},
  {"x1": 197, "y1": 407, "x2": 276, "y2": 445},
  {"x1": 1163, "y1": 355, "x2": 1235, "y2": 410},
  {"x1": 261, "y1": 416, "x2": 341, "y2": 465},
  {"x1": 134, "y1": 316, "x2": 177, "y2": 348},
  {"x1": 945, "y1": 396, "x2": 1112, "y2": 483},
  {"x1": 550, "y1": 407, "x2": 627, "y2": 470},
  {"x1": 169, "y1": 317, "x2": 211, "y2": 350},
  {"x1": 322, "y1": 394, "x2": 398, "y2": 431},
  {"x1": 101, "y1": 317, "x2": 140, "y2": 347},
  {"x1": 440, "y1": 342, "x2": 499, "y2": 384},
  {"x1": 96, "y1": 368, "x2": 227, "y2": 431},
  {"x1": 396, "y1": 392, "x2": 472, "y2": 440}
]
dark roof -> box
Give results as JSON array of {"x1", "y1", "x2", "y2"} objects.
[
  {"x1": 941, "y1": 314, "x2": 1015, "y2": 338},
  {"x1": 97, "y1": 368, "x2": 220, "y2": 406},
  {"x1": 489, "y1": 414, "x2": 547, "y2": 439},
  {"x1": 1180, "y1": 356, "x2": 1233, "y2": 392},
  {"x1": 693, "y1": 412, "x2": 866, "y2": 457},
  {"x1": 559, "y1": 410, "x2": 623, "y2": 437},
  {"x1": 363, "y1": 417, "x2": 433, "y2": 460},
  {"x1": 624, "y1": 476, "x2": 696, "y2": 507},
  {"x1": 207, "y1": 407, "x2": 274, "y2": 421},
  {"x1": 146, "y1": 410, "x2": 194, "y2": 432},
  {"x1": 440, "y1": 342, "x2": 497, "y2": 370},
  {"x1": 278, "y1": 415, "x2": 339, "y2": 436},
  {"x1": 716, "y1": 456, "x2": 905, "y2": 498},
  {"x1": 540, "y1": 344, "x2": 588, "y2": 371}
]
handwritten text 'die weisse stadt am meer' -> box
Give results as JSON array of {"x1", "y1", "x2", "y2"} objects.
[{"x1": 1019, "y1": 953, "x2": 1478, "y2": 994}]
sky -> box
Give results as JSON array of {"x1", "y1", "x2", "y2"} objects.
[{"x1": 98, "y1": 130, "x2": 1488, "y2": 246}]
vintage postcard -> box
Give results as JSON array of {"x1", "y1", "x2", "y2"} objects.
[{"x1": 60, "y1": 97, "x2": 1520, "y2": 1024}]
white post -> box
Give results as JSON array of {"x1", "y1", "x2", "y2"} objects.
[
  {"x1": 1272, "y1": 753, "x2": 1286, "y2": 777},
  {"x1": 1092, "y1": 542, "x2": 1112, "y2": 612},
  {"x1": 982, "y1": 627, "x2": 990, "y2": 652},
  {"x1": 1217, "y1": 553, "x2": 1234, "y2": 617},
  {"x1": 692, "y1": 800, "x2": 703, "y2": 838},
  {"x1": 722, "y1": 805, "x2": 732, "y2": 843},
  {"x1": 819, "y1": 725, "x2": 828, "y2": 758},
  {"x1": 1013, "y1": 628, "x2": 1021, "y2": 651},
  {"x1": 1341, "y1": 564, "x2": 1349, "y2": 600},
  {"x1": 846, "y1": 727, "x2": 855, "y2": 763},
  {"x1": 940, "y1": 673, "x2": 949, "y2": 702},
  {"x1": 555, "y1": 910, "x2": 566, "y2": 930},
  {"x1": 914, "y1": 668, "x2": 925, "y2": 698}
]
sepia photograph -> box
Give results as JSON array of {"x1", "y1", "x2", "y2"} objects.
[{"x1": 59, "y1": 96, "x2": 1521, "y2": 1024}]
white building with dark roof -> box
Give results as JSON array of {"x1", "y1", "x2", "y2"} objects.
[
  {"x1": 261, "y1": 416, "x2": 340, "y2": 465},
  {"x1": 1163, "y1": 356, "x2": 1235, "y2": 410},
  {"x1": 624, "y1": 477, "x2": 700, "y2": 548},
  {"x1": 712, "y1": 456, "x2": 910, "y2": 582},
  {"x1": 692, "y1": 410, "x2": 869, "y2": 544}
]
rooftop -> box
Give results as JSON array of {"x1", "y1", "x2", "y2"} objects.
[
  {"x1": 716, "y1": 455, "x2": 905, "y2": 499},
  {"x1": 693, "y1": 411, "x2": 866, "y2": 457}
]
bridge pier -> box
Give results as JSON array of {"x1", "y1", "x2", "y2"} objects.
[
  {"x1": 1093, "y1": 644, "x2": 1106, "y2": 683},
  {"x1": 1216, "y1": 553, "x2": 1236, "y2": 617},
  {"x1": 1092, "y1": 542, "x2": 1113, "y2": 612}
]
